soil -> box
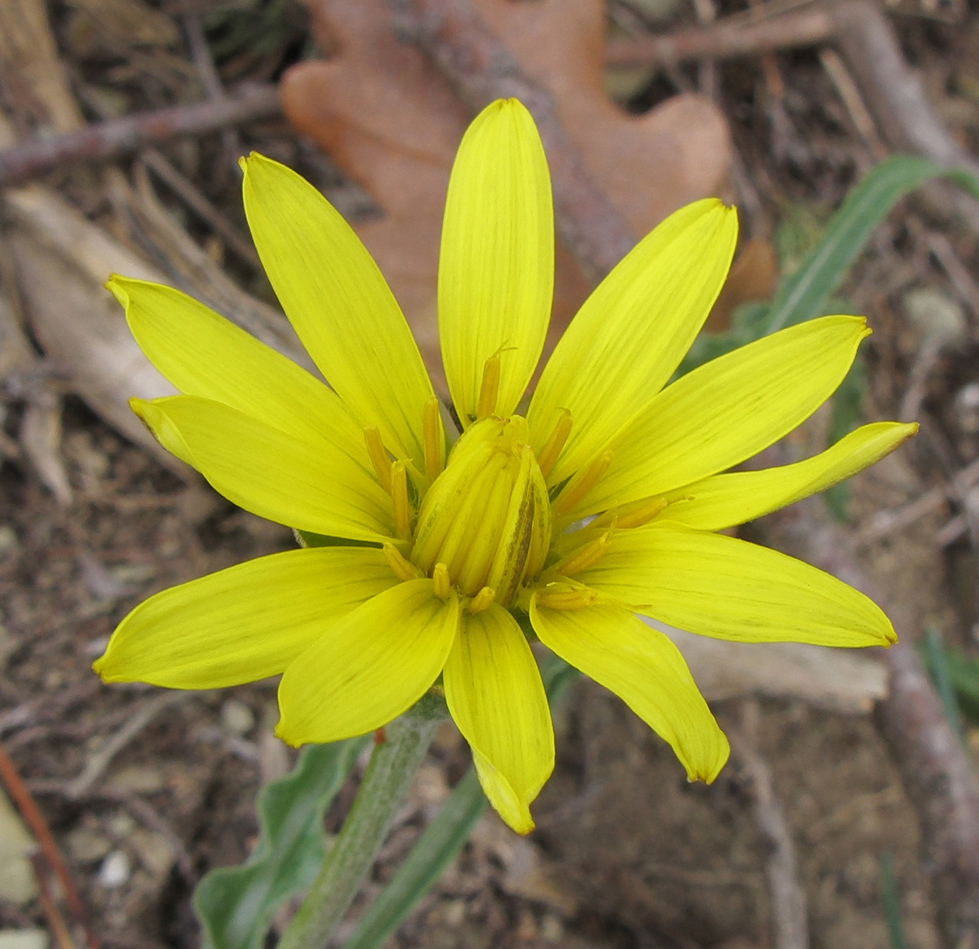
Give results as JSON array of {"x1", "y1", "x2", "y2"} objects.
[{"x1": 2, "y1": 1, "x2": 979, "y2": 948}]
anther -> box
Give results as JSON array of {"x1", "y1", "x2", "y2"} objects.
[
  {"x1": 383, "y1": 543, "x2": 422, "y2": 582},
  {"x1": 476, "y1": 354, "x2": 501, "y2": 419},
  {"x1": 423, "y1": 396, "x2": 443, "y2": 481},
  {"x1": 535, "y1": 584, "x2": 599, "y2": 611},
  {"x1": 555, "y1": 531, "x2": 612, "y2": 576},
  {"x1": 553, "y1": 450, "x2": 613, "y2": 517},
  {"x1": 592, "y1": 496, "x2": 668, "y2": 532},
  {"x1": 616, "y1": 497, "x2": 668, "y2": 529},
  {"x1": 432, "y1": 562, "x2": 452, "y2": 599},
  {"x1": 468, "y1": 587, "x2": 495, "y2": 613},
  {"x1": 536, "y1": 408, "x2": 572, "y2": 480},
  {"x1": 392, "y1": 461, "x2": 411, "y2": 539},
  {"x1": 364, "y1": 426, "x2": 393, "y2": 493}
]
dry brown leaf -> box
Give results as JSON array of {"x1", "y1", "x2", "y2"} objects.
[{"x1": 281, "y1": 0, "x2": 732, "y2": 386}]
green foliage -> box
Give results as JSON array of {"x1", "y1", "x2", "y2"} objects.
[
  {"x1": 919, "y1": 632, "x2": 979, "y2": 731},
  {"x1": 879, "y1": 852, "x2": 908, "y2": 949},
  {"x1": 194, "y1": 737, "x2": 369, "y2": 949},
  {"x1": 341, "y1": 651, "x2": 577, "y2": 949}
]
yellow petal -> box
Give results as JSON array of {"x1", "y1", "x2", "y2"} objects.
[
  {"x1": 131, "y1": 395, "x2": 394, "y2": 542},
  {"x1": 579, "y1": 315, "x2": 870, "y2": 518},
  {"x1": 439, "y1": 99, "x2": 553, "y2": 425},
  {"x1": 275, "y1": 579, "x2": 459, "y2": 745},
  {"x1": 577, "y1": 524, "x2": 896, "y2": 646},
  {"x1": 443, "y1": 605, "x2": 554, "y2": 834},
  {"x1": 528, "y1": 199, "x2": 737, "y2": 485},
  {"x1": 93, "y1": 547, "x2": 396, "y2": 688},
  {"x1": 241, "y1": 154, "x2": 436, "y2": 471},
  {"x1": 530, "y1": 596, "x2": 729, "y2": 782},
  {"x1": 662, "y1": 421, "x2": 918, "y2": 531},
  {"x1": 108, "y1": 276, "x2": 368, "y2": 463}
]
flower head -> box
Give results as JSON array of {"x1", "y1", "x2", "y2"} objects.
[{"x1": 95, "y1": 99, "x2": 914, "y2": 833}]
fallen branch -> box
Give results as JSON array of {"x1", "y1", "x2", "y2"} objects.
[
  {"x1": 394, "y1": 0, "x2": 634, "y2": 283},
  {"x1": 763, "y1": 490, "x2": 979, "y2": 948},
  {"x1": 0, "y1": 84, "x2": 281, "y2": 187},
  {"x1": 0, "y1": 739, "x2": 99, "y2": 949},
  {"x1": 605, "y1": 6, "x2": 833, "y2": 70}
]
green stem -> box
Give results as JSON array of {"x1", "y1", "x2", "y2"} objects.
[{"x1": 278, "y1": 695, "x2": 446, "y2": 949}]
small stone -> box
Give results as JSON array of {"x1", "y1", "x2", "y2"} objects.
[
  {"x1": 97, "y1": 850, "x2": 131, "y2": 888},
  {"x1": 903, "y1": 286, "x2": 966, "y2": 348},
  {"x1": 106, "y1": 813, "x2": 136, "y2": 838},
  {"x1": 0, "y1": 527, "x2": 18, "y2": 557},
  {"x1": 65, "y1": 825, "x2": 112, "y2": 863},
  {"x1": 130, "y1": 830, "x2": 174, "y2": 877},
  {"x1": 442, "y1": 898, "x2": 466, "y2": 927},
  {"x1": 541, "y1": 914, "x2": 564, "y2": 942},
  {"x1": 0, "y1": 930, "x2": 49, "y2": 949},
  {"x1": 220, "y1": 699, "x2": 255, "y2": 737},
  {"x1": 106, "y1": 765, "x2": 165, "y2": 795},
  {"x1": 954, "y1": 382, "x2": 979, "y2": 434},
  {"x1": 0, "y1": 790, "x2": 36, "y2": 905}
]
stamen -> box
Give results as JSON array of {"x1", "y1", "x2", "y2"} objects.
[
  {"x1": 432, "y1": 562, "x2": 451, "y2": 599},
  {"x1": 476, "y1": 354, "x2": 501, "y2": 419},
  {"x1": 364, "y1": 426, "x2": 393, "y2": 493},
  {"x1": 383, "y1": 543, "x2": 421, "y2": 582},
  {"x1": 392, "y1": 461, "x2": 411, "y2": 539},
  {"x1": 592, "y1": 496, "x2": 668, "y2": 532},
  {"x1": 423, "y1": 396, "x2": 443, "y2": 481},
  {"x1": 536, "y1": 408, "x2": 572, "y2": 480},
  {"x1": 535, "y1": 584, "x2": 599, "y2": 610},
  {"x1": 616, "y1": 497, "x2": 668, "y2": 529},
  {"x1": 468, "y1": 587, "x2": 495, "y2": 613},
  {"x1": 555, "y1": 531, "x2": 612, "y2": 576},
  {"x1": 553, "y1": 450, "x2": 613, "y2": 517}
]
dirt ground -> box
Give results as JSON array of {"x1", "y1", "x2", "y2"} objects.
[{"x1": 2, "y1": 0, "x2": 979, "y2": 947}]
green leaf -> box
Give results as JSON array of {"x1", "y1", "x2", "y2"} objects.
[
  {"x1": 342, "y1": 652, "x2": 578, "y2": 949},
  {"x1": 919, "y1": 634, "x2": 979, "y2": 728},
  {"x1": 194, "y1": 736, "x2": 369, "y2": 949},
  {"x1": 765, "y1": 157, "x2": 979, "y2": 334},
  {"x1": 879, "y1": 852, "x2": 908, "y2": 949}
]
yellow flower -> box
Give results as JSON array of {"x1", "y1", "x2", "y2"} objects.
[{"x1": 94, "y1": 99, "x2": 913, "y2": 834}]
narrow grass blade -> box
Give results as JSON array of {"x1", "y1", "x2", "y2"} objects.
[
  {"x1": 765, "y1": 157, "x2": 979, "y2": 333},
  {"x1": 343, "y1": 652, "x2": 578, "y2": 949}
]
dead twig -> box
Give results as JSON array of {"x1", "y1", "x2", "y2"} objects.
[
  {"x1": 394, "y1": 0, "x2": 634, "y2": 283},
  {"x1": 604, "y1": 7, "x2": 834, "y2": 70},
  {"x1": 0, "y1": 740, "x2": 99, "y2": 949},
  {"x1": 29, "y1": 852, "x2": 78, "y2": 949},
  {"x1": 763, "y1": 490, "x2": 979, "y2": 948},
  {"x1": 731, "y1": 700, "x2": 809, "y2": 949},
  {"x1": 66, "y1": 691, "x2": 193, "y2": 800},
  {"x1": 0, "y1": 85, "x2": 281, "y2": 187}
]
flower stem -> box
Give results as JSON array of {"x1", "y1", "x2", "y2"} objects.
[{"x1": 277, "y1": 694, "x2": 447, "y2": 949}]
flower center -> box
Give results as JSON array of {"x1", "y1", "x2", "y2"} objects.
[{"x1": 409, "y1": 415, "x2": 551, "y2": 606}]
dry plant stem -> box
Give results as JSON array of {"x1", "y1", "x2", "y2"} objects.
[
  {"x1": 732, "y1": 700, "x2": 809, "y2": 949},
  {"x1": 606, "y1": 6, "x2": 833, "y2": 70},
  {"x1": 278, "y1": 704, "x2": 444, "y2": 949},
  {"x1": 830, "y1": 0, "x2": 979, "y2": 177},
  {"x1": 762, "y1": 493, "x2": 979, "y2": 947},
  {"x1": 0, "y1": 85, "x2": 281, "y2": 187},
  {"x1": 29, "y1": 853, "x2": 76, "y2": 949},
  {"x1": 396, "y1": 0, "x2": 635, "y2": 282},
  {"x1": 0, "y1": 740, "x2": 99, "y2": 949}
]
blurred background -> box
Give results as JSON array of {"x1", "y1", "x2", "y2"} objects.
[{"x1": 2, "y1": 0, "x2": 979, "y2": 946}]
